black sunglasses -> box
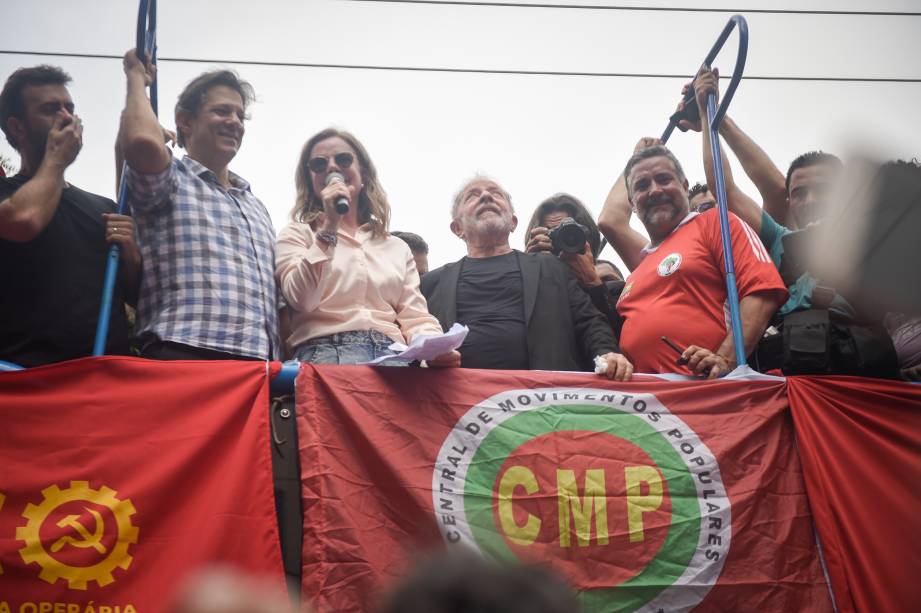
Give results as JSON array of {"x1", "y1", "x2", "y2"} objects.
[{"x1": 307, "y1": 152, "x2": 355, "y2": 173}]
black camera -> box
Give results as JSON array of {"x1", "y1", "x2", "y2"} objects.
[{"x1": 548, "y1": 217, "x2": 589, "y2": 255}]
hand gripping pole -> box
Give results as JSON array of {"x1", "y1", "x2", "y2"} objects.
[{"x1": 93, "y1": 0, "x2": 158, "y2": 356}]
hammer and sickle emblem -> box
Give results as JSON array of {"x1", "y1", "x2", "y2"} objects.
[{"x1": 50, "y1": 507, "x2": 107, "y2": 555}]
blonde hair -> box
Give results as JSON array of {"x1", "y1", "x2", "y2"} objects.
[{"x1": 292, "y1": 128, "x2": 390, "y2": 238}]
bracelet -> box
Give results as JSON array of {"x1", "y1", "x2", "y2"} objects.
[{"x1": 315, "y1": 230, "x2": 338, "y2": 247}]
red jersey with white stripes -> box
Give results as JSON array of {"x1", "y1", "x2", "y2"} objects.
[{"x1": 616, "y1": 209, "x2": 788, "y2": 374}]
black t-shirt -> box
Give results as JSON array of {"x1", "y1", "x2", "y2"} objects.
[
  {"x1": 455, "y1": 252, "x2": 529, "y2": 369},
  {"x1": 0, "y1": 175, "x2": 130, "y2": 367}
]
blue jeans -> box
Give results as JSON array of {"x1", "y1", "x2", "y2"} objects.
[{"x1": 293, "y1": 330, "x2": 403, "y2": 365}]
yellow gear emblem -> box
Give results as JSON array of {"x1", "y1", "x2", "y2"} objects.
[{"x1": 16, "y1": 481, "x2": 139, "y2": 590}]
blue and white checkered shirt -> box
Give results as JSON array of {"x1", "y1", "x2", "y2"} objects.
[{"x1": 126, "y1": 155, "x2": 279, "y2": 359}]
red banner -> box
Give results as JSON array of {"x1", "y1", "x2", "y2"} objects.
[
  {"x1": 296, "y1": 365, "x2": 832, "y2": 612},
  {"x1": 788, "y1": 376, "x2": 921, "y2": 613},
  {"x1": 0, "y1": 357, "x2": 285, "y2": 612}
]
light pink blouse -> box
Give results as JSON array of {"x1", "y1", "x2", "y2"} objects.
[{"x1": 275, "y1": 221, "x2": 442, "y2": 353}]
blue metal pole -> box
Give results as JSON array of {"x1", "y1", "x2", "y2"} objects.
[
  {"x1": 92, "y1": 177, "x2": 129, "y2": 355},
  {"x1": 148, "y1": 0, "x2": 158, "y2": 116},
  {"x1": 270, "y1": 363, "x2": 300, "y2": 396},
  {"x1": 707, "y1": 94, "x2": 747, "y2": 368},
  {"x1": 659, "y1": 15, "x2": 750, "y2": 368},
  {"x1": 707, "y1": 15, "x2": 749, "y2": 368},
  {"x1": 92, "y1": 0, "x2": 157, "y2": 356}
]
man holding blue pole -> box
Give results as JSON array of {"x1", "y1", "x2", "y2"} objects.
[
  {"x1": 607, "y1": 141, "x2": 788, "y2": 377},
  {"x1": 118, "y1": 52, "x2": 279, "y2": 361},
  {"x1": 0, "y1": 65, "x2": 139, "y2": 366}
]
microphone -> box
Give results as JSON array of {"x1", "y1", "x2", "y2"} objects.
[{"x1": 325, "y1": 172, "x2": 350, "y2": 215}]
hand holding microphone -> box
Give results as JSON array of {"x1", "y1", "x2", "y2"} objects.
[
  {"x1": 325, "y1": 172, "x2": 351, "y2": 215},
  {"x1": 316, "y1": 173, "x2": 351, "y2": 249}
]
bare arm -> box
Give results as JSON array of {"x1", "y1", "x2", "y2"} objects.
[
  {"x1": 694, "y1": 69, "x2": 765, "y2": 234},
  {"x1": 718, "y1": 116, "x2": 788, "y2": 224},
  {"x1": 683, "y1": 289, "x2": 783, "y2": 378},
  {"x1": 0, "y1": 115, "x2": 82, "y2": 242},
  {"x1": 119, "y1": 50, "x2": 170, "y2": 174},
  {"x1": 717, "y1": 290, "x2": 781, "y2": 360},
  {"x1": 597, "y1": 137, "x2": 657, "y2": 272}
]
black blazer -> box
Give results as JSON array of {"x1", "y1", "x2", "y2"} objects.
[{"x1": 420, "y1": 250, "x2": 618, "y2": 371}]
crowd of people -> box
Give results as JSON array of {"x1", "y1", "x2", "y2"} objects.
[
  {"x1": 1, "y1": 57, "x2": 919, "y2": 381},
  {"x1": 165, "y1": 554, "x2": 576, "y2": 613}
]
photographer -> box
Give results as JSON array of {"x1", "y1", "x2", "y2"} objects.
[{"x1": 524, "y1": 193, "x2": 621, "y2": 332}]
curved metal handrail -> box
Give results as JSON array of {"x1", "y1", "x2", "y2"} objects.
[{"x1": 661, "y1": 15, "x2": 748, "y2": 143}]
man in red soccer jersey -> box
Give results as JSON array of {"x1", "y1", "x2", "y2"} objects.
[{"x1": 612, "y1": 144, "x2": 788, "y2": 378}]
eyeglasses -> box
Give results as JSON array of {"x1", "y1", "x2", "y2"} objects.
[{"x1": 307, "y1": 152, "x2": 355, "y2": 173}]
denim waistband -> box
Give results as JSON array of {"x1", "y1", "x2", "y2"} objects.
[{"x1": 302, "y1": 329, "x2": 396, "y2": 347}]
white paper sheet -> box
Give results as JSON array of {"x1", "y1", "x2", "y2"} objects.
[{"x1": 362, "y1": 323, "x2": 469, "y2": 365}]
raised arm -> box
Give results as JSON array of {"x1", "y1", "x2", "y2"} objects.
[
  {"x1": 692, "y1": 67, "x2": 788, "y2": 232},
  {"x1": 0, "y1": 115, "x2": 82, "y2": 241},
  {"x1": 718, "y1": 116, "x2": 788, "y2": 223},
  {"x1": 597, "y1": 137, "x2": 656, "y2": 272},
  {"x1": 119, "y1": 50, "x2": 170, "y2": 174},
  {"x1": 693, "y1": 68, "x2": 765, "y2": 234},
  {"x1": 115, "y1": 118, "x2": 175, "y2": 191}
]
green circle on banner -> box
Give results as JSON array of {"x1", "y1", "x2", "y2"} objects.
[{"x1": 463, "y1": 404, "x2": 700, "y2": 612}]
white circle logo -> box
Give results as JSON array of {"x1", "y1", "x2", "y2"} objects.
[
  {"x1": 657, "y1": 253, "x2": 682, "y2": 277},
  {"x1": 432, "y1": 388, "x2": 731, "y2": 612}
]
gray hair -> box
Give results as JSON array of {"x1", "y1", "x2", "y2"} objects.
[
  {"x1": 623, "y1": 145, "x2": 687, "y2": 201},
  {"x1": 451, "y1": 174, "x2": 514, "y2": 220}
]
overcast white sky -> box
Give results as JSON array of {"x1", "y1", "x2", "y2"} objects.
[{"x1": 2, "y1": 0, "x2": 920, "y2": 272}]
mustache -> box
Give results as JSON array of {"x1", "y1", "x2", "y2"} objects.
[
  {"x1": 646, "y1": 194, "x2": 674, "y2": 207},
  {"x1": 641, "y1": 197, "x2": 680, "y2": 224}
]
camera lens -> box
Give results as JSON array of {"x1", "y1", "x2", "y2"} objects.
[
  {"x1": 556, "y1": 224, "x2": 585, "y2": 254},
  {"x1": 549, "y1": 218, "x2": 587, "y2": 255}
]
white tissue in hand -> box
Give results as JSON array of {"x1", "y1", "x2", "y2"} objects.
[{"x1": 594, "y1": 355, "x2": 609, "y2": 375}]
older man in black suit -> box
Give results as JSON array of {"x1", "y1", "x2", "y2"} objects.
[{"x1": 421, "y1": 175, "x2": 632, "y2": 380}]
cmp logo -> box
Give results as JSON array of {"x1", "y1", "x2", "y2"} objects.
[
  {"x1": 16, "y1": 481, "x2": 139, "y2": 590},
  {"x1": 432, "y1": 389, "x2": 730, "y2": 612}
]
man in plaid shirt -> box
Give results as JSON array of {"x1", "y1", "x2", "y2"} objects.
[{"x1": 118, "y1": 51, "x2": 278, "y2": 360}]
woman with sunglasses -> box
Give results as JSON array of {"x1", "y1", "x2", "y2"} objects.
[{"x1": 276, "y1": 128, "x2": 460, "y2": 366}]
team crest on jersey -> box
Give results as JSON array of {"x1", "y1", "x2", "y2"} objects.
[{"x1": 657, "y1": 253, "x2": 682, "y2": 277}]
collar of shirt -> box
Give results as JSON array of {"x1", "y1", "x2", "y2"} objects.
[
  {"x1": 639, "y1": 211, "x2": 699, "y2": 260},
  {"x1": 180, "y1": 155, "x2": 252, "y2": 193}
]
